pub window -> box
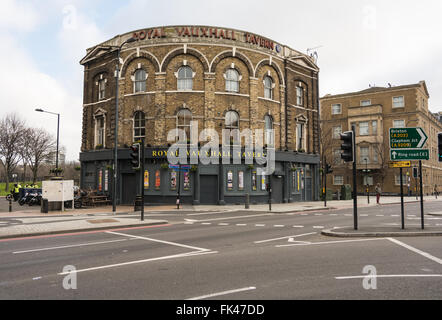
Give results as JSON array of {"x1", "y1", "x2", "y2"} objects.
[
  {"x1": 134, "y1": 69, "x2": 146, "y2": 93},
  {"x1": 225, "y1": 110, "x2": 239, "y2": 145},
  {"x1": 155, "y1": 170, "x2": 161, "y2": 190},
  {"x1": 264, "y1": 115, "x2": 274, "y2": 146},
  {"x1": 261, "y1": 174, "x2": 266, "y2": 191},
  {"x1": 225, "y1": 68, "x2": 239, "y2": 93},
  {"x1": 227, "y1": 170, "x2": 233, "y2": 191},
  {"x1": 252, "y1": 170, "x2": 257, "y2": 191},
  {"x1": 177, "y1": 109, "x2": 192, "y2": 141},
  {"x1": 144, "y1": 170, "x2": 149, "y2": 190},
  {"x1": 177, "y1": 66, "x2": 193, "y2": 91},
  {"x1": 183, "y1": 172, "x2": 190, "y2": 191},
  {"x1": 133, "y1": 111, "x2": 145, "y2": 140},
  {"x1": 238, "y1": 171, "x2": 244, "y2": 190},
  {"x1": 170, "y1": 170, "x2": 177, "y2": 191},
  {"x1": 264, "y1": 76, "x2": 273, "y2": 100}
]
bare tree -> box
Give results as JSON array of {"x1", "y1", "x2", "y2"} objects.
[
  {"x1": 21, "y1": 127, "x2": 56, "y2": 184},
  {"x1": 0, "y1": 113, "x2": 26, "y2": 192}
]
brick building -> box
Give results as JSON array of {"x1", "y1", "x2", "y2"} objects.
[
  {"x1": 79, "y1": 25, "x2": 321, "y2": 205},
  {"x1": 320, "y1": 81, "x2": 442, "y2": 196}
]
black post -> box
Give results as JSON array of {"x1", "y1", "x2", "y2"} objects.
[
  {"x1": 419, "y1": 160, "x2": 424, "y2": 229},
  {"x1": 177, "y1": 164, "x2": 181, "y2": 210},
  {"x1": 268, "y1": 178, "x2": 272, "y2": 212},
  {"x1": 56, "y1": 113, "x2": 60, "y2": 175},
  {"x1": 324, "y1": 156, "x2": 327, "y2": 208},
  {"x1": 352, "y1": 126, "x2": 358, "y2": 230},
  {"x1": 400, "y1": 167, "x2": 405, "y2": 230},
  {"x1": 140, "y1": 138, "x2": 145, "y2": 221},
  {"x1": 9, "y1": 198, "x2": 12, "y2": 212}
]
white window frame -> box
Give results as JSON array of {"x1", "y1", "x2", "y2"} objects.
[
  {"x1": 360, "y1": 99, "x2": 371, "y2": 106},
  {"x1": 296, "y1": 86, "x2": 304, "y2": 106},
  {"x1": 372, "y1": 120, "x2": 378, "y2": 135},
  {"x1": 263, "y1": 76, "x2": 273, "y2": 100},
  {"x1": 133, "y1": 69, "x2": 147, "y2": 93},
  {"x1": 98, "y1": 79, "x2": 106, "y2": 100},
  {"x1": 176, "y1": 109, "x2": 192, "y2": 141},
  {"x1": 332, "y1": 103, "x2": 342, "y2": 115},
  {"x1": 392, "y1": 96, "x2": 405, "y2": 108},
  {"x1": 296, "y1": 121, "x2": 306, "y2": 151},
  {"x1": 395, "y1": 175, "x2": 407, "y2": 186},
  {"x1": 133, "y1": 111, "x2": 146, "y2": 140},
  {"x1": 225, "y1": 68, "x2": 240, "y2": 93},
  {"x1": 94, "y1": 113, "x2": 106, "y2": 147},
  {"x1": 333, "y1": 175, "x2": 344, "y2": 186},
  {"x1": 359, "y1": 121, "x2": 369, "y2": 136},
  {"x1": 360, "y1": 147, "x2": 370, "y2": 164},
  {"x1": 177, "y1": 66, "x2": 194, "y2": 91},
  {"x1": 393, "y1": 119, "x2": 405, "y2": 128},
  {"x1": 264, "y1": 115, "x2": 274, "y2": 147},
  {"x1": 363, "y1": 176, "x2": 374, "y2": 186}
]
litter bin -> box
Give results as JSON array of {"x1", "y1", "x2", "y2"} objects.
[
  {"x1": 41, "y1": 198, "x2": 48, "y2": 214},
  {"x1": 134, "y1": 195, "x2": 143, "y2": 212}
]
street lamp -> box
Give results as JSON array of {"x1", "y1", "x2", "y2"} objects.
[
  {"x1": 35, "y1": 108, "x2": 60, "y2": 174},
  {"x1": 112, "y1": 37, "x2": 136, "y2": 213}
]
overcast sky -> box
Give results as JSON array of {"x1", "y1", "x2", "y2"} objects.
[{"x1": 1, "y1": 0, "x2": 442, "y2": 161}]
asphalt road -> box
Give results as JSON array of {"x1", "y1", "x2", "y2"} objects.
[{"x1": 1, "y1": 201, "x2": 442, "y2": 300}]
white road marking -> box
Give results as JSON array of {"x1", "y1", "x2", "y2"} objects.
[
  {"x1": 274, "y1": 225, "x2": 285, "y2": 228},
  {"x1": 301, "y1": 214, "x2": 308, "y2": 216},
  {"x1": 314, "y1": 214, "x2": 323, "y2": 216},
  {"x1": 32, "y1": 277, "x2": 42, "y2": 280},
  {"x1": 13, "y1": 239, "x2": 130, "y2": 254},
  {"x1": 313, "y1": 226, "x2": 324, "y2": 229},
  {"x1": 330, "y1": 214, "x2": 338, "y2": 216},
  {"x1": 254, "y1": 232, "x2": 316, "y2": 244},
  {"x1": 376, "y1": 215, "x2": 384, "y2": 217},
  {"x1": 187, "y1": 286, "x2": 256, "y2": 300},
  {"x1": 292, "y1": 225, "x2": 304, "y2": 228},
  {"x1": 187, "y1": 211, "x2": 229, "y2": 216},
  {"x1": 187, "y1": 213, "x2": 273, "y2": 223},
  {"x1": 255, "y1": 224, "x2": 266, "y2": 227},
  {"x1": 391, "y1": 215, "x2": 400, "y2": 217},
  {"x1": 218, "y1": 223, "x2": 229, "y2": 226},
  {"x1": 408, "y1": 215, "x2": 416, "y2": 217},
  {"x1": 387, "y1": 238, "x2": 442, "y2": 265},
  {"x1": 201, "y1": 223, "x2": 212, "y2": 225},
  {"x1": 361, "y1": 214, "x2": 368, "y2": 217},
  {"x1": 58, "y1": 250, "x2": 218, "y2": 275},
  {"x1": 336, "y1": 274, "x2": 442, "y2": 280},
  {"x1": 236, "y1": 224, "x2": 247, "y2": 226},
  {"x1": 106, "y1": 231, "x2": 209, "y2": 252},
  {"x1": 276, "y1": 238, "x2": 385, "y2": 248}
]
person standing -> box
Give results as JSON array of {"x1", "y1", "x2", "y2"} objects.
[
  {"x1": 375, "y1": 183, "x2": 382, "y2": 205},
  {"x1": 434, "y1": 185, "x2": 439, "y2": 199}
]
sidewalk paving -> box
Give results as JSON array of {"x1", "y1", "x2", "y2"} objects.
[{"x1": 0, "y1": 196, "x2": 440, "y2": 239}]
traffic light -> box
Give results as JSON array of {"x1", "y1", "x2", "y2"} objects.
[
  {"x1": 340, "y1": 131, "x2": 354, "y2": 162},
  {"x1": 413, "y1": 167, "x2": 418, "y2": 179},
  {"x1": 130, "y1": 143, "x2": 140, "y2": 169},
  {"x1": 438, "y1": 132, "x2": 442, "y2": 162},
  {"x1": 325, "y1": 163, "x2": 333, "y2": 174}
]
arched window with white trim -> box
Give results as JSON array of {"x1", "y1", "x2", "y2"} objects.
[
  {"x1": 264, "y1": 76, "x2": 273, "y2": 99},
  {"x1": 225, "y1": 68, "x2": 239, "y2": 92},
  {"x1": 177, "y1": 66, "x2": 193, "y2": 91}
]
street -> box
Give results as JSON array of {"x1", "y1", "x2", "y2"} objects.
[{"x1": 0, "y1": 201, "x2": 442, "y2": 300}]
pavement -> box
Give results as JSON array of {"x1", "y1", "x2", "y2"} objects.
[{"x1": 0, "y1": 195, "x2": 441, "y2": 239}]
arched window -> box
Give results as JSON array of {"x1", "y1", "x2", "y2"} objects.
[
  {"x1": 133, "y1": 111, "x2": 145, "y2": 140},
  {"x1": 177, "y1": 109, "x2": 192, "y2": 140},
  {"x1": 264, "y1": 115, "x2": 274, "y2": 146},
  {"x1": 225, "y1": 68, "x2": 239, "y2": 92},
  {"x1": 134, "y1": 69, "x2": 146, "y2": 92},
  {"x1": 296, "y1": 85, "x2": 304, "y2": 106},
  {"x1": 264, "y1": 76, "x2": 273, "y2": 99},
  {"x1": 98, "y1": 79, "x2": 106, "y2": 100},
  {"x1": 177, "y1": 66, "x2": 193, "y2": 91}
]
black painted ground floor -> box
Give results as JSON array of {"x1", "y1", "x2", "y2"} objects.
[{"x1": 79, "y1": 148, "x2": 320, "y2": 205}]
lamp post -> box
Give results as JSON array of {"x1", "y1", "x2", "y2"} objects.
[
  {"x1": 112, "y1": 37, "x2": 136, "y2": 213},
  {"x1": 35, "y1": 108, "x2": 60, "y2": 174}
]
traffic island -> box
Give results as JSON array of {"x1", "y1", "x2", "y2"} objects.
[{"x1": 322, "y1": 226, "x2": 442, "y2": 238}]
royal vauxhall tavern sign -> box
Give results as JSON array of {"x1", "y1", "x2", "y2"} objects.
[
  {"x1": 390, "y1": 127, "x2": 429, "y2": 161},
  {"x1": 130, "y1": 26, "x2": 283, "y2": 54}
]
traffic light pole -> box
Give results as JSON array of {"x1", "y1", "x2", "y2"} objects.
[
  {"x1": 352, "y1": 126, "x2": 358, "y2": 231},
  {"x1": 419, "y1": 160, "x2": 424, "y2": 229},
  {"x1": 140, "y1": 138, "x2": 145, "y2": 221}
]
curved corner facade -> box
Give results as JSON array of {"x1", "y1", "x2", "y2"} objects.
[{"x1": 79, "y1": 25, "x2": 321, "y2": 205}]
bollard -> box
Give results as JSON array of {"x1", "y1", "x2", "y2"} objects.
[
  {"x1": 9, "y1": 198, "x2": 12, "y2": 212},
  {"x1": 245, "y1": 193, "x2": 250, "y2": 209}
]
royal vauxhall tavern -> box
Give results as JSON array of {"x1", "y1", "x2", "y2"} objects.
[{"x1": 79, "y1": 25, "x2": 321, "y2": 205}]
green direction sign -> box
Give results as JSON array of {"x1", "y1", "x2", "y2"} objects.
[
  {"x1": 390, "y1": 127, "x2": 428, "y2": 149},
  {"x1": 390, "y1": 149, "x2": 430, "y2": 161}
]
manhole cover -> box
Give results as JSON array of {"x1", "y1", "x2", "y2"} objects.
[{"x1": 87, "y1": 219, "x2": 119, "y2": 224}]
